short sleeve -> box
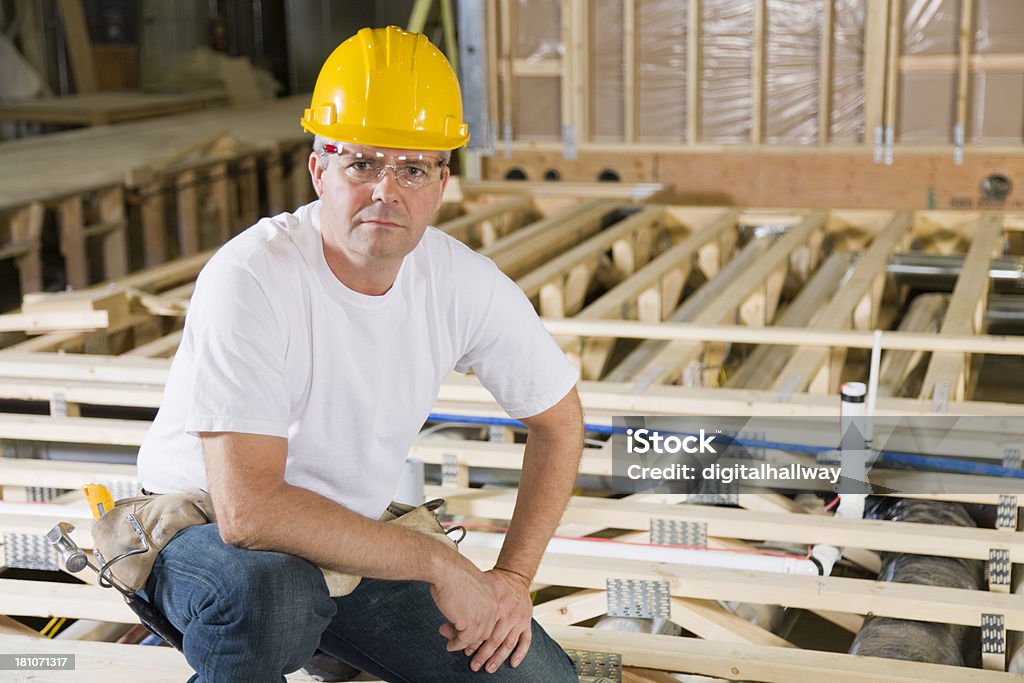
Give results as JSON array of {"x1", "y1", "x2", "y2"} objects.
[
  {"x1": 183, "y1": 260, "x2": 290, "y2": 437},
  {"x1": 456, "y1": 270, "x2": 579, "y2": 419}
]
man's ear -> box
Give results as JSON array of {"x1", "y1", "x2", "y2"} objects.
[
  {"x1": 308, "y1": 153, "x2": 324, "y2": 198},
  {"x1": 434, "y1": 166, "x2": 451, "y2": 212}
]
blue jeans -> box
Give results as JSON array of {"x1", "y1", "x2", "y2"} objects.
[{"x1": 144, "y1": 523, "x2": 578, "y2": 682}]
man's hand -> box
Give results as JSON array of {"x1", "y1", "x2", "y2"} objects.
[
  {"x1": 463, "y1": 568, "x2": 534, "y2": 673},
  {"x1": 431, "y1": 560, "x2": 500, "y2": 655}
]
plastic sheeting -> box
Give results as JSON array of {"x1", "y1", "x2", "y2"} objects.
[
  {"x1": 899, "y1": 0, "x2": 1024, "y2": 144},
  {"x1": 511, "y1": 0, "x2": 562, "y2": 141},
  {"x1": 850, "y1": 499, "x2": 982, "y2": 667},
  {"x1": 506, "y1": 0, "x2": 1022, "y2": 147}
]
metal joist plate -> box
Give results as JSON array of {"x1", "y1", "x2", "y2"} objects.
[
  {"x1": 606, "y1": 578, "x2": 671, "y2": 619},
  {"x1": 3, "y1": 532, "x2": 60, "y2": 571},
  {"x1": 997, "y1": 495, "x2": 1018, "y2": 531},
  {"x1": 988, "y1": 549, "x2": 1011, "y2": 592},
  {"x1": 650, "y1": 518, "x2": 707, "y2": 548},
  {"x1": 441, "y1": 453, "x2": 460, "y2": 488},
  {"x1": 982, "y1": 613, "x2": 1006, "y2": 655},
  {"x1": 565, "y1": 649, "x2": 621, "y2": 683}
]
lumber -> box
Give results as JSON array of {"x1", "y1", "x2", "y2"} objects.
[
  {"x1": 463, "y1": 545, "x2": 1024, "y2": 630},
  {"x1": 919, "y1": 215, "x2": 1004, "y2": 401},
  {"x1": 547, "y1": 625, "x2": 1016, "y2": 682}
]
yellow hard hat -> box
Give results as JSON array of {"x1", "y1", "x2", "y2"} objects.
[{"x1": 301, "y1": 26, "x2": 469, "y2": 151}]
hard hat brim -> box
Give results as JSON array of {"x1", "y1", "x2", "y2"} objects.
[{"x1": 300, "y1": 118, "x2": 469, "y2": 152}]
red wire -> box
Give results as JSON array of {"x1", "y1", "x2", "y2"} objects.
[
  {"x1": 444, "y1": 521, "x2": 811, "y2": 561},
  {"x1": 823, "y1": 495, "x2": 841, "y2": 512}
]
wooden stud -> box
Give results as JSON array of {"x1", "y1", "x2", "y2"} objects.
[
  {"x1": 623, "y1": 0, "x2": 637, "y2": 143},
  {"x1": 954, "y1": 0, "x2": 974, "y2": 160},
  {"x1": 772, "y1": 211, "x2": 911, "y2": 394},
  {"x1": 687, "y1": 0, "x2": 701, "y2": 144},
  {"x1": 819, "y1": 0, "x2": 835, "y2": 145},
  {"x1": 9, "y1": 203, "x2": 44, "y2": 296},
  {"x1": 98, "y1": 187, "x2": 127, "y2": 280},
  {"x1": 57, "y1": 196, "x2": 88, "y2": 289},
  {"x1": 56, "y1": 0, "x2": 97, "y2": 94},
  {"x1": 919, "y1": 215, "x2": 1003, "y2": 401},
  {"x1": 751, "y1": 0, "x2": 766, "y2": 145},
  {"x1": 175, "y1": 170, "x2": 200, "y2": 255},
  {"x1": 139, "y1": 181, "x2": 166, "y2": 268}
]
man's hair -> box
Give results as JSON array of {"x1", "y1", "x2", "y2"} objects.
[{"x1": 313, "y1": 135, "x2": 451, "y2": 170}]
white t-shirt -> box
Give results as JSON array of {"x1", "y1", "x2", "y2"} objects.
[{"x1": 137, "y1": 200, "x2": 578, "y2": 518}]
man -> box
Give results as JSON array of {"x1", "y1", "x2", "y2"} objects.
[{"x1": 136, "y1": 26, "x2": 583, "y2": 682}]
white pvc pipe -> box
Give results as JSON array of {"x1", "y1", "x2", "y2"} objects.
[
  {"x1": 866, "y1": 329, "x2": 883, "y2": 443},
  {"x1": 461, "y1": 531, "x2": 820, "y2": 576}
]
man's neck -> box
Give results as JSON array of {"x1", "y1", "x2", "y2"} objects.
[{"x1": 322, "y1": 241, "x2": 401, "y2": 296}]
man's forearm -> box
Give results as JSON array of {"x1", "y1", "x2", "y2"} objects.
[
  {"x1": 495, "y1": 393, "x2": 584, "y2": 582},
  {"x1": 223, "y1": 478, "x2": 460, "y2": 583}
]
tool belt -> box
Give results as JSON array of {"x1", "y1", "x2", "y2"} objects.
[{"x1": 91, "y1": 491, "x2": 460, "y2": 597}]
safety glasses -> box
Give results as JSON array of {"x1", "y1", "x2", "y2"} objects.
[{"x1": 322, "y1": 144, "x2": 446, "y2": 190}]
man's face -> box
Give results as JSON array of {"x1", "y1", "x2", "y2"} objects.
[{"x1": 310, "y1": 144, "x2": 449, "y2": 265}]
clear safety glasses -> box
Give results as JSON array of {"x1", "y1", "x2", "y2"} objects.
[{"x1": 321, "y1": 144, "x2": 446, "y2": 190}]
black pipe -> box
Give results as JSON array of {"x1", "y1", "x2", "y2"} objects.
[{"x1": 849, "y1": 499, "x2": 983, "y2": 667}]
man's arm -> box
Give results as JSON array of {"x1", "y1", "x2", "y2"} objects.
[
  {"x1": 201, "y1": 431, "x2": 498, "y2": 651},
  {"x1": 458, "y1": 386, "x2": 584, "y2": 673}
]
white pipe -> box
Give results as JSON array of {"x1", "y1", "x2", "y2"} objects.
[
  {"x1": 866, "y1": 329, "x2": 882, "y2": 444},
  {"x1": 461, "y1": 531, "x2": 820, "y2": 576}
]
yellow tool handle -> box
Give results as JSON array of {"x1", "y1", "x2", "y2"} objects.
[{"x1": 82, "y1": 483, "x2": 115, "y2": 520}]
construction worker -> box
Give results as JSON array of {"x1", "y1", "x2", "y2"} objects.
[{"x1": 136, "y1": 26, "x2": 582, "y2": 682}]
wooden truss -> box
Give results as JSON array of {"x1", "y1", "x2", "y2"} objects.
[{"x1": 1, "y1": 187, "x2": 1023, "y2": 679}]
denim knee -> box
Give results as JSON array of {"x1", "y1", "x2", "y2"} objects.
[{"x1": 154, "y1": 524, "x2": 336, "y2": 676}]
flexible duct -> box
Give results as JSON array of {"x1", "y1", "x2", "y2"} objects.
[{"x1": 849, "y1": 498, "x2": 983, "y2": 666}]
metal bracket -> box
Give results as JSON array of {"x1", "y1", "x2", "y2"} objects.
[
  {"x1": 988, "y1": 549, "x2": 1011, "y2": 593},
  {"x1": 931, "y1": 381, "x2": 949, "y2": 413},
  {"x1": 3, "y1": 532, "x2": 61, "y2": 571},
  {"x1": 441, "y1": 453, "x2": 460, "y2": 488},
  {"x1": 51, "y1": 392, "x2": 69, "y2": 417},
  {"x1": 651, "y1": 519, "x2": 707, "y2": 548},
  {"x1": 997, "y1": 495, "x2": 1018, "y2": 531},
  {"x1": 982, "y1": 613, "x2": 1006, "y2": 671},
  {"x1": 1003, "y1": 445, "x2": 1023, "y2": 472},
  {"x1": 27, "y1": 486, "x2": 65, "y2": 503},
  {"x1": 606, "y1": 578, "x2": 671, "y2": 619},
  {"x1": 565, "y1": 649, "x2": 622, "y2": 682},
  {"x1": 689, "y1": 478, "x2": 739, "y2": 506},
  {"x1": 562, "y1": 123, "x2": 578, "y2": 161}
]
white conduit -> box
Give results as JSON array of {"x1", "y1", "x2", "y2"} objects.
[{"x1": 461, "y1": 531, "x2": 821, "y2": 576}]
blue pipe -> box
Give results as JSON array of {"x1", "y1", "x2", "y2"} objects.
[{"x1": 425, "y1": 412, "x2": 1024, "y2": 479}]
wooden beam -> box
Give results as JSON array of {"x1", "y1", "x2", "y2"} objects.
[
  {"x1": 517, "y1": 205, "x2": 663, "y2": 299},
  {"x1": 771, "y1": 211, "x2": 911, "y2": 394},
  {"x1": 751, "y1": 0, "x2": 766, "y2": 145},
  {"x1": 461, "y1": 544, "x2": 1024, "y2": 630},
  {"x1": 547, "y1": 625, "x2": 1013, "y2": 682},
  {"x1": 626, "y1": 212, "x2": 827, "y2": 385},
  {"x1": 818, "y1": 0, "x2": 834, "y2": 145},
  {"x1": 919, "y1": 215, "x2": 1003, "y2": 401},
  {"x1": 623, "y1": 0, "x2": 637, "y2": 143},
  {"x1": 727, "y1": 252, "x2": 850, "y2": 389},
  {"x1": 444, "y1": 490, "x2": 1024, "y2": 563},
  {"x1": 0, "y1": 634, "x2": 321, "y2": 680},
  {"x1": 876, "y1": 293, "x2": 947, "y2": 397},
  {"x1": 56, "y1": 0, "x2": 97, "y2": 94},
  {"x1": 687, "y1": 0, "x2": 701, "y2": 144},
  {"x1": 862, "y1": 0, "x2": 889, "y2": 152}
]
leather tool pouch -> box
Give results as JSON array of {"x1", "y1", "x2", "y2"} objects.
[{"x1": 92, "y1": 492, "x2": 459, "y2": 598}]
